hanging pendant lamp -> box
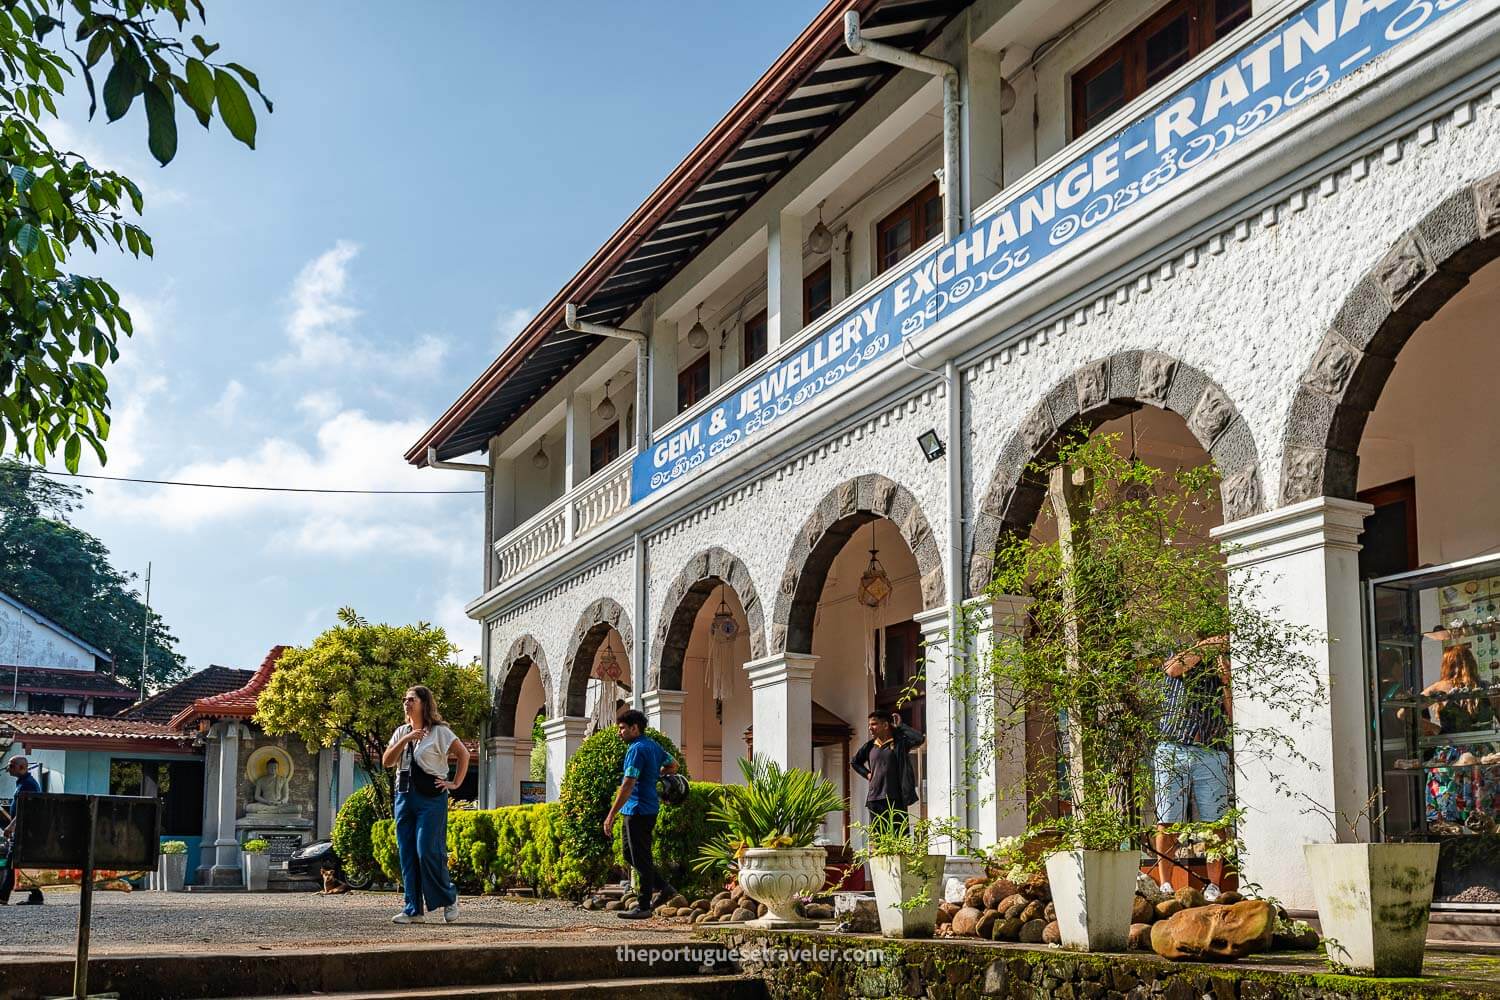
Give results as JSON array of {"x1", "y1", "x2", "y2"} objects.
[
  {"x1": 597, "y1": 378, "x2": 617, "y2": 422},
  {"x1": 687, "y1": 303, "x2": 710, "y2": 349},
  {"x1": 808, "y1": 200, "x2": 833, "y2": 255}
]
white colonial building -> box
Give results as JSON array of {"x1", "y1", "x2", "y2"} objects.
[{"x1": 409, "y1": 0, "x2": 1500, "y2": 917}]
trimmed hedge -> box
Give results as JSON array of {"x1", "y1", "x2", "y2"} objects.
[
  {"x1": 331, "y1": 785, "x2": 379, "y2": 880},
  {"x1": 558, "y1": 727, "x2": 685, "y2": 891},
  {"x1": 369, "y1": 780, "x2": 729, "y2": 901}
]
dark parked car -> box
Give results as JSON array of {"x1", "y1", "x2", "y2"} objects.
[{"x1": 287, "y1": 840, "x2": 374, "y2": 889}]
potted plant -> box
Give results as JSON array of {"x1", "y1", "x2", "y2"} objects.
[
  {"x1": 855, "y1": 814, "x2": 962, "y2": 938},
  {"x1": 242, "y1": 838, "x2": 271, "y2": 891},
  {"x1": 158, "y1": 840, "x2": 188, "y2": 892},
  {"x1": 958, "y1": 436, "x2": 1323, "y2": 952},
  {"x1": 696, "y1": 756, "x2": 844, "y2": 929}
]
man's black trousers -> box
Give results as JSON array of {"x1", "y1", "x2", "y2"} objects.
[{"x1": 622, "y1": 812, "x2": 664, "y2": 899}]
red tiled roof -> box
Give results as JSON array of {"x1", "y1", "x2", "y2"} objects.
[
  {"x1": 0, "y1": 664, "x2": 140, "y2": 699},
  {"x1": 118, "y1": 665, "x2": 256, "y2": 724},
  {"x1": 0, "y1": 711, "x2": 198, "y2": 752},
  {"x1": 168, "y1": 646, "x2": 288, "y2": 729}
]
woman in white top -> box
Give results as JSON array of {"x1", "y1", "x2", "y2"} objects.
[{"x1": 381, "y1": 685, "x2": 469, "y2": 924}]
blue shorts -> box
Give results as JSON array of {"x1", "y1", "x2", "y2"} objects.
[{"x1": 1153, "y1": 742, "x2": 1230, "y2": 824}]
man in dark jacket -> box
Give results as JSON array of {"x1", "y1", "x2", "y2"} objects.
[
  {"x1": 1, "y1": 755, "x2": 43, "y2": 905},
  {"x1": 851, "y1": 711, "x2": 925, "y2": 834}
]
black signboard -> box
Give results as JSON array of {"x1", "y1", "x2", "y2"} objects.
[
  {"x1": 14, "y1": 793, "x2": 160, "y2": 871},
  {"x1": 264, "y1": 833, "x2": 302, "y2": 866}
]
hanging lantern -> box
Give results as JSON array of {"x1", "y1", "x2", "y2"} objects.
[
  {"x1": 808, "y1": 200, "x2": 833, "y2": 255},
  {"x1": 710, "y1": 595, "x2": 739, "y2": 641},
  {"x1": 597, "y1": 378, "x2": 616, "y2": 422},
  {"x1": 705, "y1": 587, "x2": 739, "y2": 703},
  {"x1": 687, "y1": 303, "x2": 710, "y2": 350},
  {"x1": 594, "y1": 639, "x2": 623, "y2": 683},
  {"x1": 858, "y1": 548, "x2": 893, "y2": 608}
]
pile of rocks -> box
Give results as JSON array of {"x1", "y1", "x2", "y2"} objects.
[
  {"x1": 936, "y1": 873, "x2": 1057, "y2": 944},
  {"x1": 579, "y1": 885, "x2": 836, "y2": 924}
]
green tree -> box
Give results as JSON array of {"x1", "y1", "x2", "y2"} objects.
[
  {"x1": 254, "y1": 607, "x2": 490, "y2": 817},
  {"x1": 0, "y1": 457, "x2": 184, "y2": 687},
  {"x1": 0, "y1": 1, "x2": 269, "y2": 470}
]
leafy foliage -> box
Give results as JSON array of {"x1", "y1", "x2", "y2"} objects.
[
  {"x1": 528, "y1": 712, "x2": 546, "y2": 782},
  {"x1": 254, "y1": 608, "x2": 489, "y2": 818},
  {"x1": 241, "y1": 837, "x2": 269, "y2": 853},
  {"x1": 331, "y1": 784, "x2": 379, "y2": 882},
  {"x1": 695, "y1": 756, "x2": 844, "y2": 874},
  {"x1": 958, "y1": 434, "x2": 1322, "y2": 853},
  {"x1": 557, "y1": 726, "x2": 685, "y2": 891},
  {"x1": 159, "y1": 839, "x2": 186, "y2": 854},
  {"x1": 0, "y1": 458, "x2": 184, "y2": 687},
  {"x1": 0, "y1": 2, "x2": 269, "y2": 470}
]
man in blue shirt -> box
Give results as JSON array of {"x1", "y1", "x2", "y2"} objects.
[
  {"x1": 1, "y1": 755, "x2": 43, "y2": 905},
  {"x1": 603, "y1": 709, "x2": 679, "y2": 920}
]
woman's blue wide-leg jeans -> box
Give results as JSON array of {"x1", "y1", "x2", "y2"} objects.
[{"x1": 394, "y1": 789, "x2": 456, "y2": 916}]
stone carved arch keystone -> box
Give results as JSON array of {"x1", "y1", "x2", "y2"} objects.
[{"x1": 649, "y1": 546, "x2": 767, "y2": 692}]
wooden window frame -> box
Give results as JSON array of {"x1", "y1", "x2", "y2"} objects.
[
  {"x1": 589, "y1": 421, "x2": 620, "y2": 475},
  {"x1": 742, "y1": 308, "x2": 768, "y2": 368},
  {"x1": 1070, "y1": 0, "x2": 1251, "y2": 140},
  {"x1": 875, "y1": 180, "x2": 942, "y2": 275},
  {"x1": 677, "y1": 353, "x2": 711, "y2": 414},
  {"x1": 1357, "y1": 477, "x2": 1419, "y2": 575},
  {"x1": 803, "y1": 261, "x2": 832, "y2": 323}
]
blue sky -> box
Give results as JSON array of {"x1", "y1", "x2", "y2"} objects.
[{"x1": 58, "y1": 2, "x2": 818, "y2": 674}]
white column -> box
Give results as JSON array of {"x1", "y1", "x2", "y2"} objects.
[
  {"x1": 960, "y1": 42, "x2": 1007, "y2": 216},
  {"x1": 766, "y1": 209, "x2": 803, "y2": 352},
  {"x1": 830, "y1": 228, "x2": 851, "y2": 306},
  {"x1": 1211, "y1": 497, "x2": 1373, "y2": 912},
  {"x1": 744, "y1": 652, "x2": 816, "y2": 771},
  {"x1": 643, "y1": 689, "x2": 688, "y2": 748},
  {"x1": 491, "y1": 452, "x2": 516, "y2": 539},
  {"x1": 915, "y1": 606, "x2": 961, "y2": 854},
  {"x1": 315, "y1": 747, "x2": 334, "y2": 839},
  {"x1": 485, "y1": 736, "x2": 518, "y2": 807},
  {"x1": 564, "y1": 390, "x2": 590, "y2": 541},
  {"x1": 974, "y1": 595, "x2": 1030, "y2": 845},
  {"x1": 542, "y1": 716, "x2": 590, "y2": 802},
  {"x1": 649, "y1": 317, "x2": 679, "y2": 431},
  {"x1": 335, "y1": 748, "x2": 355, "y2": 812},
  {"x1": 196, "y1": 733, "x2": 222, "y2": 882},
  {"x1": 210, "y1": 721, "x2": 243, "y2": 884}
]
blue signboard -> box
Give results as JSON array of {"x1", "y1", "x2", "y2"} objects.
[{"x1": 631, "y1": 0, "x2": 1471, "y2": 503}]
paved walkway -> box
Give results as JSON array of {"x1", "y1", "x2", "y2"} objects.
[{"x1": 0, "y1": 888, "x2": 687, "y2": 956}]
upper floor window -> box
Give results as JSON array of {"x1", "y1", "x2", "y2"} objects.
[
  {"x1": 804, "y1": 261, "x2": 832, "y2": 323},
  {"x1": 1071, "y1": 0, "x2": 1252, "y2": 140},
  {"x1": 677, "y1": 353, "x2": 710, "y2": 413},
  {"x1": 876, "y1": 180, "x2": 941, "y2": 275},
  {"x1": 743, "y1": 309, "x2": 768, "y2": 367},
  {"x1": 590, "y1": 422, "x2": 620, "y2": 474}
]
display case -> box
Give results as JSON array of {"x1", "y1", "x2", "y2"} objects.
[{"x1": 1368, "y1": 555, "x2": 1500, "y2": 908}]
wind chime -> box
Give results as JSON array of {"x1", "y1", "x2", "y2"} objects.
[
  {"x1": 706, "y1": 586, "x2": 739, "y2": 722},
  {"x1": 857, "y1": 523, "x2": 893, "y2": 679}
]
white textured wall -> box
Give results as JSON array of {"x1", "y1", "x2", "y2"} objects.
[{"x1": 0, "y1": 599, "x2": 96, "y2": 670}]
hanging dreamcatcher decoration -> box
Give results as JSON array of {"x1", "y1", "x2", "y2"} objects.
[
  {"x1": 705, "y1": 586, "x2": 740, "y2": 711},
  {"x1": 858, "y1": 524, "x2": 893, "y2": 678},
  {"x1": 590, "y1": 636, "x2": 627, "y2": 731}
]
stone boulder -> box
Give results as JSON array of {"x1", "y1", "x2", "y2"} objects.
[
  {"x1": 730, "y1": 906, "x2": 756, "y2": 922},
  {"x1": 1018, "y1": 900, "x2": 1044, "y2": 924},
  {"x1": 1274, "y1": 921, "x2": 1321, "y2": 951},
  {"x1": 1018, "y1": 918, "x2": 1047, "y2": 943},
  {"x1": 991, "y1": 917, "x2": 1023, "y2": 941},
  {"x1": 982, "y1": 881, "x2": 1015, "y2": 909},
  {"x1": 997, "y1": 893, "x2": 1028, "y2": 918},
  {"x1": 1216, "y1": 891, "x2": 1243, "y2": 904},
  {"x1": 1174, "y1": 886, "x2": 1207, "y2": 909},
  {"x1": 804, "y1": 902, "x2": 834, "y2": 920},
  {"x1": 1150, "y1": 900, "x2": 1276, "y2": 961},
  {"x1": 951, "y1": 906, "x2": 984, "y2": 936},
  {"x1": 975, "y1": 910, "x2": 999, "y2": 939},
  {"x1": 1136, "y1": 873, "x2": 1169, "y2": 902},
  {"x1": 1021, "y1": 874, "x2": 1051, "y2": 901},
  {"x1": 1042, "y1": 920, "x2": 1062, "y2": 945},
  {"x1": 963, "y1": 884, "x2": 987, "y2": 909},
  {"x1": 1131, "y1": 894, "x2": 1155, "y2": 925},
  {"x1": 1155, "y1": 898, "x2": 1183, "y2": 920},
  {"x1": 1128, "y1": 923, "x2": 1153, "y2": 951},
  {"x1": 936, "y1": 902, "x2": 958, "y2": 926}
]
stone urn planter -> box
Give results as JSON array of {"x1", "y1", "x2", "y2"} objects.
[
  {"x1": 740, "y1": 847, "x2": 826, "y2": 929},
  {"x1": 870, "y1": 853, "x2": 946, "y2": 938},
  {"x1": 158, "y1": 852, "x2": 187, "y2": 893},
  {"x1": 1304, "y1": 842, "x2": 1440, "y2": 976},
  {"x1": 242, "y1": 851, "x2": 270, "y2": 892},
  {"x1": 1045, "y1": 849, "x2": 1138, "y2": 952}
]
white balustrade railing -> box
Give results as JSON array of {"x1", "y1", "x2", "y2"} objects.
[
  {"x1": 573, "y1": 454, "x2": 632, "y2": 538},
  {"x1": 494, "y1": 494, "x2": 569, "y2": 582}
]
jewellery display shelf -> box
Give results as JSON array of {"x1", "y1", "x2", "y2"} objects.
[{"x1": 1368, "y1": 555, "x2": 1500, "y2": 908}]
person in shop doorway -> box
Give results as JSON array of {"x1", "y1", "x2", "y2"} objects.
[
  {"x1": 603, "y1": 708, "x2": 679, "y2": 919},
  {"x1": 1, "y1": 755, "x2": 43, "y2": 905},
  {"x1": 1152, "y1": 633, "x2": 1233, "y2": 897},
  {"x1": 852, "y1": 710, "x2": 925, "y2": 835}
]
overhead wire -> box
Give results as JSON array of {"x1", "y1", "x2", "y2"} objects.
[{"x1": 24, "y1": 468, "x2": 483, "y2": 495}]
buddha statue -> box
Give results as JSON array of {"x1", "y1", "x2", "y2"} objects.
[{"x1": 245, "y1": 758, "x2": 294, "y2": 814}]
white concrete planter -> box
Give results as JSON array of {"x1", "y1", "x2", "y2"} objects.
[
  {"x1": 159, "y1": 853, "x2": 187, "y2": 893},
  {"x1": 1045, "y1": 849, "x2": 1139, "y2": 952},
  {"x1": 870, "y1": 853, "x2": 946, "y2": 938},
  {"x1": 1304, "y1": 842, "x2": 1440, "y2": 976},
  {"x1": 242, "y1": 852, "x2": 270, "y2": 892},
  {"x1": 739, "y1": 847, "x2": 825, "y2": 929}
]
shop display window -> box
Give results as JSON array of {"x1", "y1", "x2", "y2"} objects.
[{"x1": 1369, "y1": 555, "x2": 1500, "y2": 907}]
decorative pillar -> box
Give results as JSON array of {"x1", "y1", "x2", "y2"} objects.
[
  {"x1": 196, "y1": 731, "x2": 222, "y2": 883},
  {"x1": 744, "y1": 652, "x2": 816, "y2": 771},
  {"x1": 649, "y1": 316, "x2": 679, "y2": 431},
  {"x1": 335, "y1": 748, "x2": 355, "y2": 812},
  {"x1": 315, "y1": 747, "x2": 335, "y2": 839},
  {"x1": 485, "y1": 736, "x2": 518, "y2": 807},
  {"x1": 209, "y1": 721, "x2": 244, "y2": 885},
  {"x1": 1211, "y1": 497, "x2": 1373, "y2": 912},
  {"x1": 766, "y1": 209, "x2": 803, "y2": 352},
  {"x1": 643, "y1": 689, "x2": 687, "y2": 748},
  {"x1": 973, "y1": 595, "x2": 1030, "y2": 845},
  {"x1": 915, "y1": 606, "x2": 962, "y2": 855},
  {"x1": 542, "y1": 716, "x2": 590, "y2": 802}
]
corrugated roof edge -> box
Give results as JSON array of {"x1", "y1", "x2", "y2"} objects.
[{"x1": 403, "y1": 0, "x2": 885, "y2": 466}]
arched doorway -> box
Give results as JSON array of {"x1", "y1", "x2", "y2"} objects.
[
  {"x1": 489, "y1": 637, "x2": 550, "y2": 806},
  {"x1": 550, "y1": 599, "x2": 634, "y2": 798}
]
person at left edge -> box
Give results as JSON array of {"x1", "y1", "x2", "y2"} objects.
[
  {"x1": 1, "y1": 756, "x2": 43, "y2": 905},
  {"x1": 604, "y1": 708, "x2": 680, "y2": 919}
]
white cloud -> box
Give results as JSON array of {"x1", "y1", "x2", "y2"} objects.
[
  {"x1": 494, "y1": 306, "x2": 533, "y2": 350},
  {"x1": 271, "y1": 242, "x2": 450, "y2": 377},
  {"x1": 296, "y1": 389, "x2": 342, "y2": 421},
  {"x1": 209, "y1": 380, "x2": 246, "y2": 422}
]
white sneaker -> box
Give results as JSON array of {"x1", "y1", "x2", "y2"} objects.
[
  {"x1": 1203, "y1": 883, "x2": 1221, "y2": 902},
  {"x1": 443, "y1": 902, "x2": 460, "y2": 923},
  {"x1": 1159, "y1": 881, "x2": 1173, "y2": 895},
  {"x1": 391, "y1": 911, "x2": 426, "y2": 924}
]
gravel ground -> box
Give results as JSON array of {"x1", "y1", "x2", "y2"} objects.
[{"x1": 0, "y1": 888, "x2": 690, "y2": 956}]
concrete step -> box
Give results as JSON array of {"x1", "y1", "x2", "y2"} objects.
[{"x1": 239, "y1": 974, "x2": 767, "y2": 999}]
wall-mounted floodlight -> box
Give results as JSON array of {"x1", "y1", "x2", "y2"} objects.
[{"x1": 917, "y1": 429, "x2": 945, "y2": 462}]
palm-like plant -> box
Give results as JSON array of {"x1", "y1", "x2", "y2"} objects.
[{"x1": 695, "y1": 756, "x2": 845, "y2": 873}]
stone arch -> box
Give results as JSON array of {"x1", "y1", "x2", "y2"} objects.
[
  {"x1": 771, "y1": 474, "x2": 946, "y2": 656},
  {"x1": 968, "y1": 351, "x2": 1264, "y2": 594},
  {"x1": 558, "y1": 597, "x2": 634, "y2": 718},
  {"x1": 1280, "y1": 172, "x2": 1500, "y2": 504},
  {"x1": 491, "y1": 634, "x2": 551, "y2": 738},
  {"x1": 650, "y1": 546, "x2": 767, "y2": 692}
]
